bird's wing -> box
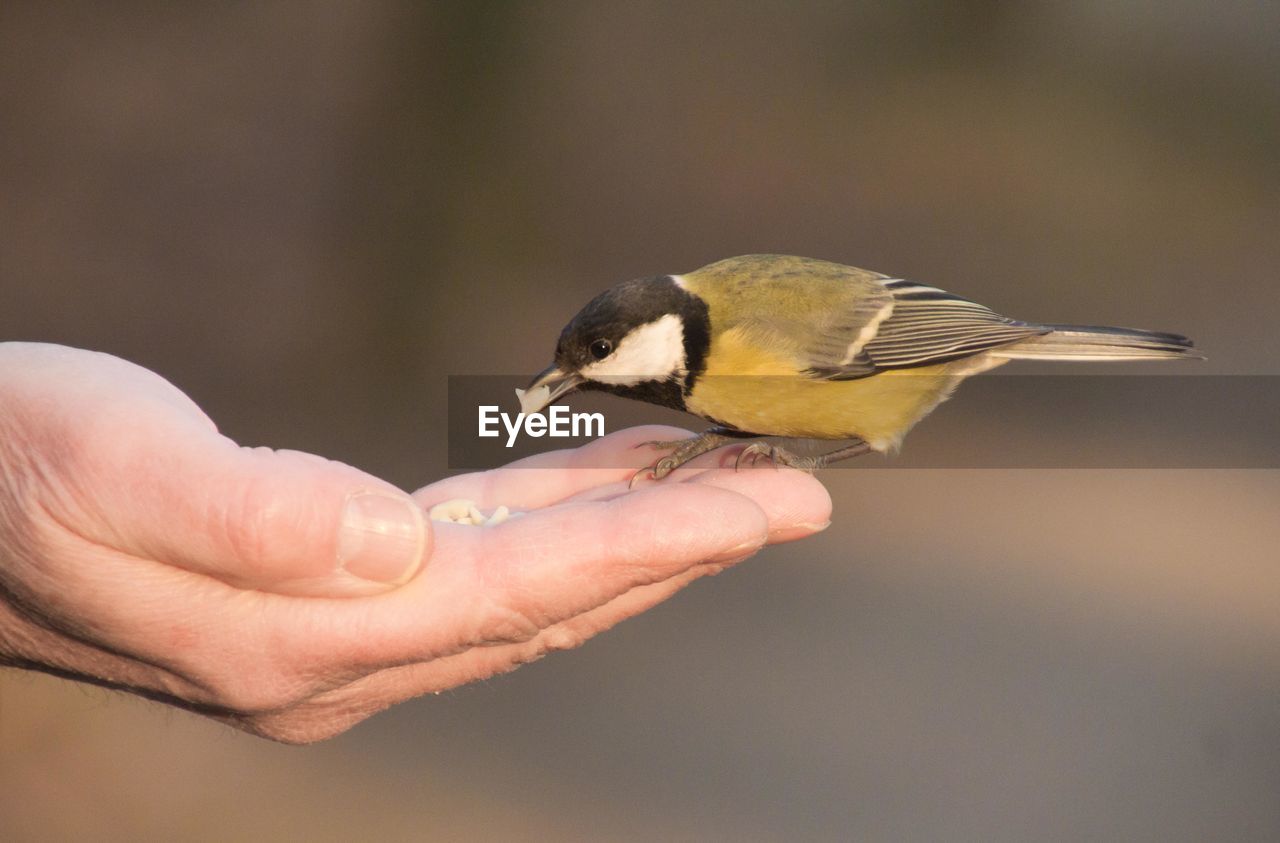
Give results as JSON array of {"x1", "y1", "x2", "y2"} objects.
[
  {"x1": 802, "y1": 278, "x2": 1048, "y2": 380},
  {"x1": 695, "y1": 258, "x2": 894, "y2": 378},
  {"x1": 791, "y1": 273, "x2": 896, "y2": 378}
]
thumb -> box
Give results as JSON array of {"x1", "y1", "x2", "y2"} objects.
[{"x1": 85, "y1": 424, "x2": 430, "y2": 597}]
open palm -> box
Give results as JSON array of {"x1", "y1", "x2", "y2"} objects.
[{"x1": 0, "y1": 343, "x2": 831, "y2": 742}]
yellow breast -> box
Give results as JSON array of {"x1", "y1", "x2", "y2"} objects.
[{"x1": 685, "y1": 325, "x2": 990, "y2": 451}]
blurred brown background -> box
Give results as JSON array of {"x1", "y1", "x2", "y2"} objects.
[{"x1": 2, "y1": 2, "x2": 1278, "y2": 840}]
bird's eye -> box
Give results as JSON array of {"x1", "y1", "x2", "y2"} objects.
[{"x1": 589, "y1": 338, "x2": 613, "y2": 360}]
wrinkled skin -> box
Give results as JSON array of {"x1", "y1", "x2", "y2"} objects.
[{"x1": 0, "y1": 344, "x2": 831, "y2": 743}]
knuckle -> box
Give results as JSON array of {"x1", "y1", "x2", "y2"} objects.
[
  {"x1": 472, "y1": 601, "x2": 543, "y2": 646},
  {"x1": 536, "y1": 623, "x2": 587, "y2": 655},
  {"x1": 494, "y1": 624, "x2": 588, "y2": 672},
  {"x1": 221, "y1": 475, "x2": 295, "y2": 577},
  {"x1": 468, "y1": 557, "x2": 550, "y2": 646}
]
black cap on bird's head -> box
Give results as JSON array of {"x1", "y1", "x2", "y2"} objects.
[{"x1": 519, "y1": 275, "x2": 711, "y2": 415}]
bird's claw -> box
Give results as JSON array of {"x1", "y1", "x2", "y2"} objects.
[
  {"x1": 733, "y1": 442, "x2": 822, "y2": 472},
  {"x1": 653, "y1": 456, "x2": 680, "y2": 478},
  {"x1": 735, "y1": 442, "x2": 781, "y2": 471},
  {"x1": 634, "y1": 438, "x2": 688, "y2": 451},
  {"x1": 628, "y1": 428, "x2": 748, "y2": 487},
  {"x1": 628, "y1": 455, "x2": 681, "y2": 489}
]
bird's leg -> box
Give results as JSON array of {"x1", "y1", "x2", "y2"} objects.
[
  {"x1": 736, "y1": 439, "x2": 873, "y2": 472},
  {"x1": 631, "y1": 426, "x2": 749, "y2": 485}
]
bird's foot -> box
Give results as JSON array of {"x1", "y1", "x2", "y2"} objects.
[
  {"x1": 734, "y1": 442, "x2": 823, "y2": 472},
  {"x1": 631, "y1": 432, "x2": 874, "y2": 485},
  {"x1": 734, "y1": 439, "x2": 875, "y2": 473},
  {"x1": 630, "y1": 428, "x2": 739, "y2": 486}
]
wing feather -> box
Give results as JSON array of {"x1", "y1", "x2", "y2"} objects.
[
  {"x1": 684, "y1": 256, "x2": 1042, "y2": 381},
  {"x1": 806, "y1": 280, "x2": 1047, "y2": 380}
]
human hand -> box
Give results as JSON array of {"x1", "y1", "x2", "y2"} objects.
[{"x1": 0, "y1": 343, "x2": 831, "y2": 742}]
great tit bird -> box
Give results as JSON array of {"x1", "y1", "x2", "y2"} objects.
[{"x1": 519, "y1": 254, "x2": 1198, "y2": 478}]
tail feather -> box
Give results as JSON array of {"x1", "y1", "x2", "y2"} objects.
[{"x1": 989, "y1": 324, "x2": 1200, "y2": 362}]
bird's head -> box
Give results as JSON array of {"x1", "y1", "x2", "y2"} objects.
[{"x1": 519, "y1": 275, "x2": 710, "y2": 415}]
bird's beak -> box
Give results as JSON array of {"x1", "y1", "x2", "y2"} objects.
[{"x1": 516, "y1": 364, "x2": 584, "y2": 415}]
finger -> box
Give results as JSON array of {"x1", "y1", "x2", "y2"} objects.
[
  {"x1": 421, "y1": 486, "x2": 759, "y2": 643},
  {"x1": 552, "y1": 446, "x2": 742, "y2": 505},
  {"x1": 80, "y1": 422, "x2": 430, "y2": 597},
  {"x1": 457, "y1": 483, "x2": 765, "y2": 629},
  {"x1": 687, "y1": 467, "x2": 833, "y2": 543},
  {"x1": 552, "y1": 463, "x2": 832, "y2": 543},
  {"x1": 279, "y1": 480, "x2": 771, "y2": 671},
  {"x1": 4, "y1": 347, "x2": 430, "y2": 597},
  {"x1": 36, "y1": 479, "x2": 769, "y2": 722},
  {"x1": 56, "y1": 461, "x2": 777, "y2": 706},
  {"x1": 413, "y1": 425, "x2": 695, "y2": 510}
]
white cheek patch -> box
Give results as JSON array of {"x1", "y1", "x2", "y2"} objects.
[{"x1": 581, "y1": 313, "x2": 686, "y2": 385}]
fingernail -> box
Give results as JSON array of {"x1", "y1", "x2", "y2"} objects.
[
  {"x1": 338, "y1": 491, "x2": 427, "y2": 585},
  {"x1": 709, "y1": 538, "x2": 765, "y2": 564},
  {"x1": 768, "y1": 520, "x2": 831, "y2": 541}
]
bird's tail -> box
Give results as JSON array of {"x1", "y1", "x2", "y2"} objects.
[{"x1": 989, "y1": 324, "x2": 1200, "y2": 362}]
